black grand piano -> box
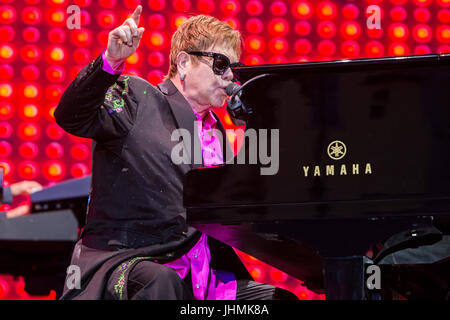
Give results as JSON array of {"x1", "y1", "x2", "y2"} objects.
[{"x1": 184, "y1": 54, "x2": 450, "y2": 300}]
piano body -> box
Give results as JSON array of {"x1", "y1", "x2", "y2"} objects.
[{"x1": 184, "y1": 54, "x2": 450, "y2": 299}]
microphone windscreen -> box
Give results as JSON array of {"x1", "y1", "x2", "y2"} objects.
[{"x1": 226, "y1": 83, "x2": 240, "y2": 96}]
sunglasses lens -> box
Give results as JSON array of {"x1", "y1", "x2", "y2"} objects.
[{"x1": 214, "y1": 56, "x2": 229, "y2": 74}]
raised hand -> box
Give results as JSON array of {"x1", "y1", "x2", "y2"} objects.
[{"x1": 105, "y1": 5, "x2": 145, "y2": 67}]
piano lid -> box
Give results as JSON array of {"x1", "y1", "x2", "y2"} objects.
[{"x1": 185, "y1": 54, "x2": 450, "y2": 220}]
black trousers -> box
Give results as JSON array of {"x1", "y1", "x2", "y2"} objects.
[{"x1": 107, "y1": 259, "x2": 297, "y2": 300}]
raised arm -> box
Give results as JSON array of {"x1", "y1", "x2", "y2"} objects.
[{"x1": 54, "y1": 6, "x2": 145, "y2": 141}]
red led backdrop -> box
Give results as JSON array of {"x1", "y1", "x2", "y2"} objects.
[{"x1": 0, "y1": 0, "x2": 449, "y2": 300}]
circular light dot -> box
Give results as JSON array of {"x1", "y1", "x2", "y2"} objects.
[
  {"x1": 438, "y1": 9, "x2": 450, "y2": 23},
  {"x1": 0, "y1": 64, "x2": 14, "y2": 80},
  {"x1": 19, "y1": 122, "x2": 40, "y2": 140},
  {"x1": 46, "y1": 123, "x2": 64, "y2": 140},
  {"x1": 341, "y1": 40, "x2": 360, "y2": 58},
  {"x1": 437, "y1": 25, "x2": 450, "y2": 43},
  {"x1": 100, "y1": 0, "x2": 117, "y2": 8},
  {"x1": 46, "y1": 9, "x2": 66, "y2": 27},
  {"x1": 48, "y1": 28, "x2": 66, "y2": 43},
  {"x1": 413, "y1": 24, "x2": 432, "y2": 43},
  {"x1": 147, "y1": 51, "x2": 164, "y2": 67},
  {"x1": 341, "y1": 21, "x2": 361, "y2": 40},
  {"x1": 71, "y1": 163, "x2": 89, "y2": 178},
  {"x1": 46, "y1": 142, "x2": 64, "y2": 158},
  {"x1": 0, "y1": 141, "x2": 12, "y2": 157},
  {"x1": 0, "y1": 122, "x2": 13, "y2": 138},
  {"x1": 389, "y1": 23, "x2": 409, "y2": 41},
  {"x1": 317, "y1": 1, "x2": 337, "y2": 20},
  {"x1": 269, "y1": 37, "x2": 288, "y2": 55},
  {"x1": 0, "y1": 44, "x2": 16, "y2": 62},
  {"x1": 19, "y1": 142, "x2": 39, "y2": 158},
  {"x1": 0, "y1": 6, "x2": 17, "y2": 24},
  {"x1": 71, "y1": 144, "x2": 89, "y2": 160},
  {"x1": 0, "y1": 161, "x2": 12, "y2": 177},
  {"x1": 43, "y1": 161, "x2": 65, "y2": 181},
  {"x1": 292, "y1": 1, "x2": 312, "y2": 19},
  {"x1": 342, "y1": 4, "x2": 359, "y2": 19},
  {"x1": 97, "y1": 10, "x2": 116, "y2": 28},
  {"x1": 197, "y1": 0, "x2": 214, "y2": 13},
  {"x1": 246, "y1": 35, "x2": 265, "y2": 54},
  {"x1": 246, "y1": 0, "x2": 263, "y2": 15},
  {"x1": 246, "y1": 18, "x2": 263, "y2": 34},
  {"x1": 243, "y1": 54, "x2": 264, "y2": 65},
  {"x1": 146, "y1": 32, "x2": 166, "y2": 50},
  {"x1": 389, "y1": 43, "x2": 409, "y2": 56},
  {"x1": 365, "y1": 40, "x2": 384, "y2": 57},
  {"x1": 47, "y1": 46, "x2": 66, "y2": 63},
  {"x1": 45, "y1": 85, "x2": 63, "y2": 101},
  {"x1": 415, "y1": 44, "x2": 431, "y2": 54},
  {"x1": 20, "y1": 45, "x2": 41, "y2": 63},
  {"x1": 21, "y1": 103, "x2": 39, "y2": 119},
  {"x1": 414, "y1": 0, "x2": 432, "y2": 6},
  {"x1": 249, "y1": 266, "x2": 264, "y2": 281},
  {"x1": 318, "y1": 40, "x2": 336, "y2": 56},
  {"x1": 171, "y1": 14, "x2": 188, "y2": 28},
  {"x1": 148, "y1": 13, "x2": 166, "y2": 29},
  {"x1": 18, "y1": 161, "x2": 38, "y2": 179},
  {"x1": 220, "y1": 0, "x2": 240, "y2": 15},
  {"x1": 317, "y1": 21, "x2": 336, "y2": 39},
  {"x1": 269, "y1": 56, "x2": 287, "y2": 64},
  {"x1": 173, "y1": 0, "x2": 190, "y2": 11},
  {"x1": 74, "y1": 0, "x2": 92, "y2": 9},
  {"x1": 0, "y1": 82, "x2": 14, "y2": 99},
  {"x1": 269, "y1": 18, "x2": 289, "y2": 36},
  {"x1": 271, "y1": 1, "x2": 287, "y2": 16},
  {"x1": 22, "y1": 7, "x2": 42, "y2": 25},
  {"x1": 414, "y1": 8, "x2": 430, "y2": 22},
  {"x1": 71, "y1": 29, "x2": 92, "y2": 47},
  {"x1": 22, "y1": 83, "x2": 40, "y2": 98},
  {"x1": 72, "y1": 48, "x2": 91, "y2": 65},
  {"x1": 97, "y1": 30, "x2": 109, "y2": 47},
  {"x1": 46, "y1": 65, "x2": 66, "y2": 82},
  {"x1": 222, "y1": 17, "x2": 239, "y2": 29},
  {"x1": 21, "y1": 65, "x2": 40, "y2": 81},
  {"x1": 295, "y1": 21, "x2": 311, "y2": 36},
  {"x1": 0, "y1": 26, "x2": 15, "y2": 42},
  {"x1": 390, "y1": 6, "x2": 407, "y2": 21},
  {"x1": 295, "y1": 39, "x2": 312, "y2": 55},
  {"x1": 0, "y1": 102, "x2": 13, "y2": 120},
  {"x1": 147, "y1": 70, "x2": 164, "y2": 85},
  {"x1": 22, "y1": 27, "x2": 40, "y2": 42},
  {"x1": 148, "y1": 0, "x2": 166, "y2": 11}
]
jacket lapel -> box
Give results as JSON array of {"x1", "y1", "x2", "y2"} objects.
[{"x1": 157, "y1": 80, "x2": 204, "y2": 169}]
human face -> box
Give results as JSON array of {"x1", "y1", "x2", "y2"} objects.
[{"x1": 183, "y1": 45, "x2": 239, "y2": 114}]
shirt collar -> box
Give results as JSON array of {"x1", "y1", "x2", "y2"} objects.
[{"x1": 193, "y1": 109, "x2": 218, "y2": 127}]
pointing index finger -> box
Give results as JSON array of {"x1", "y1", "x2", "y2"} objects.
[{"x1": 130, "y1": 5, "x2": 142, "y2": 25}]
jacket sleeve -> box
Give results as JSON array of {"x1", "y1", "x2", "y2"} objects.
[{"x1": 54, "y1": 53, "x2": 138, "y2": 142}]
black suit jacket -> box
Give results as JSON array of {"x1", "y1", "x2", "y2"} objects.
[{"x1": 55, "y1": 53, "x2": 250, "y2": 299}]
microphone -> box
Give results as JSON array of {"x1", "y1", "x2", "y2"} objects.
[
  {"x1": 226, "y1": 83, "x2": 249, "y2": 123},
  {"x1": 225, "y1": 83, "x2": 241, "y2": 96}
]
